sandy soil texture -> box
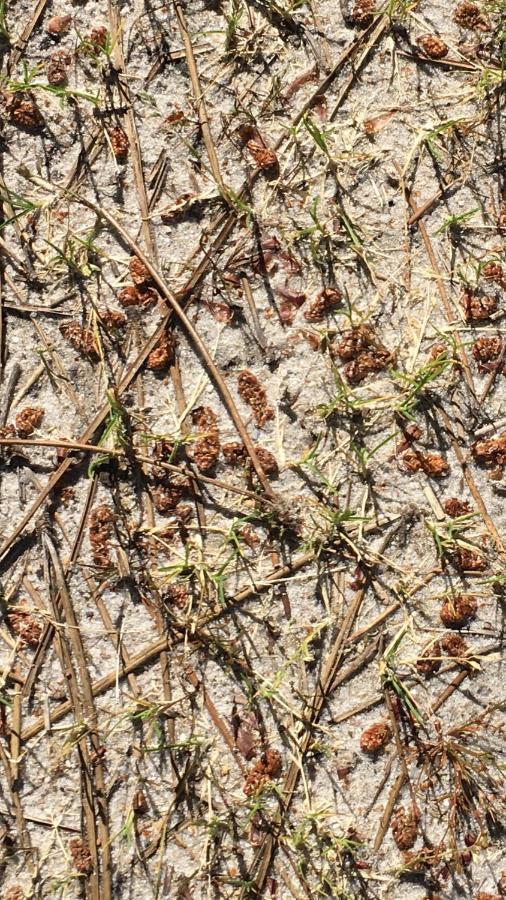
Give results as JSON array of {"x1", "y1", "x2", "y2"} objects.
[{"x1": 0, "y1": 0, "x2": 505, "y2": 898}]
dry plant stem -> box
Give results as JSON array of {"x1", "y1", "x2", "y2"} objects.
[
  {"x1": 43, "y1": 532, "x2": 112, "y2": 900},
  {"x1": 407, "y1": 177, "x2": 463, "y2": 226},
  {"x1": 173, "y1": 0, "x2": 225, "y2": 194},
  {"x1": 328, "y1": 15, "x2": 388, "y2": 122},
  {"x1": 59, "y1": 185, "x2": 275, "y2": 497},
  {"x1": 8, "y1": 686, "x2": 33, "y2": 874},
  {"x1": 0, "y1": 173, "x2": 34, "y2": 278},
  {"x1": 436, "y1": 403, "x2": 506, "y2": 557},
  {"x1": 175, "y1": 13, "x2": 389, "y2": 297},
  {"x1": 402, "y1": 183, "x2": 476, "y2": 400},
  {"x1": 0, "y1": 739, "x2": 32, "y2": 874},
  {"x1": 9, "y1": 684, "x2": 21, "y2": 783},
  {"x1": 373, "y1": 667, "x2": 472, "y2": 852},
  {"x1": 7, "y1": 0, "x2": 50, "y2": 70},
  {"x1": 430, "y1": 669, "x2": 469, "y2": 713},
  {"x1": 64, "y1": 126, "x2": 104, "y2": 193},
  {"x1": 185, "y1": 666, "x2": 246, "y2": 770},
  {"x1": 241, "y1": 276, "x2": 267, "y2": 349},
  {"x1": 373, "y1": 771, "x2": 406, "y2": 853},
  {"x1": 0, "y1": 362, "x2": 21, "y2": 425},
  {"x1": 22, "y1": 477, "x2": 100, "y2": 699},
  {"x1": 20, "y1": 551, "x2": 317, "y2": 742},
  {"x1": 12, "y1": 366, "x2": 46, "y2": 408},
  {"x1": 0, "y1": 247, "x2": 4, "y2": 374},
  {"x1": 42, "y1": 540, "x2": 101, "y2": 900},
  {"x1": 0, "y1": 235, "x2": 26, "y2": 272},
  {"x1": 239, "y1": 518, "x2": 408, "y2": 898},
  {"x1": 134, "y1": 367, "x2": 176, "y2": 748},
  {"x1": 0, "y1": 803, "x2": 81, "y2": 832},
  {"x1": 108, "y1": 0, "x2": 159, "y2": 265},
  {"x1": 0, "y1": 437, "x2": 273, "y2": 505},
  {"x1": 0, "y1": 312, "x2": 171, "y2": 565},
  {"x1": 332, "y1": 695, "x2": 383, "y2": 724}
]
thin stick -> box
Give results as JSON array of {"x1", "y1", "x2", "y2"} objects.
[
  {"x1": 43, "y1": 533, "x2": 112, "y2": 900},
  {"x1": 401, "y1": 180, "x2": 476, "y2": 401},
  {"x1": 24, "y1": 172, "x2": 275, "y2": 496},
  {"x1": 0, "y1": 313, "x2": 171, "y2": 564},
  {"x1": 0, "y1": 437, "x2": 275, "y2": 505},
  {"x1": 173, "y1": 0, "x2": 225, "y2": 194}
]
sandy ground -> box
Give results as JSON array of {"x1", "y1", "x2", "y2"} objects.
[{"x1": 0, "y1": 0, "x2": 505, "y2": 898}]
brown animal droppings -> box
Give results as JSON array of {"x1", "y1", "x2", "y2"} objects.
[
  {"x1": 69, "y1": 838, "x2": 93, "y2": 874},
  {"x1": 117, "y1": 285, "x2": 139, "y2": 307},
  {"x1": 483, "y1": 262, "x2": 506, "y2": 288},
  {"x1": 132, "y1": 790, "x2": 149, "y2": 815},
  {"x1": 237, "y1": 371, "x2": 274, "y2": 427},
  {"x1": 162, "y1": 584, "x2": 188, "y2": 609},
  {"x1": 243, "y1": 748, "x2": 282, "y2": 796},
  {"x1": 304, "y1": 287, "x2": 342, "y2": 322},
  {"x1": 15, "y1": 407, "x2": 44, "y2": 437},
  {"x1": 152, "y1": 483, "x2": 187, "y2": 513},
  {"x1": 109, "y1": 126, "x2": 129, "y2": 160},
  {"x1": 334, "y1": 327, "x2": 371, "y2": 361},
  {"x1": 444, "y1": 497, "x2": 472, "y2": 517},
  {"x1": 47, "y1": 55, "x2": 68, "y2": 86},
  {"x1": 89, "y1": 504, "x2": 115, "y2": 567},
  {"x1": 118, "y1": 284, "x2": 158, "y2": 309},
  {"x1": 3, "y1": 887, "x2": 26, "y2": 900},
  {"x1": 129, "y1": 255, "x2": 152, "y2": 286},
  {"x1": 359, "y1": 722, "x2": 391, "y2": 753},
  {"x1": 462, "y1": 289, "x2": 498, "y2": 322},
  {"x1": 146, "y1": 331, "x2": 176, "y2": 371},
  {"x1": 440, "y1": 594, "x2": 477, "y2": 628},
  {"x1": 452, "y1": 547, "x2": 485, "y2": 572},
  {"x1": 441, "y1": 633, "x2": 469, "y2": 658},
  {"x1": 99, "y1": 309, "x2": 127, "y2": 331},
  {"x1": 191, "y1": 406, "x2": 220, "y2": 473},
  {"x1": 7, "y1": 603, "x2": 42, "y2": 648},
  {"x1": 333, "y1": 327, "x2": 392, "y2": 383},
  {"x1": 391, "y1": 806, "x2": 419, "y2": 851},
  {"x1": 150, "y1": 439, "x2": 177, "y2": 483},
  {"x1": 223, "y1": 442, "x2": 248, "y2": 467},
  {"x1": 429, "y1": 342, "x2": 448, "y2": 361},
  {"x1": 349, "y1": 0, "x2": 376, "y2": 26},
  {"x1": 247, "y1": 140, "x2": 278, "y2": 170},
  {"x1": 192, "y1": 407, "x2": 218, "y2": 430},
  {"x1": 472, "y1": 433, "x2": 506, "y2": 467},
  {"x1": 60, "y1": 322, "x2": 98, "y2": 359},
  {"x1": 277, "y1": 288, "x2": 306, "y2": 325},
  {"x1": 6, "y1": 93, "x2": 44, "y2": 129},
  {"x1": 46, "y1": 14, "x2": 72, "y2": 35},
  {"x1": 254, "y1": 447, "x2": 279, "y2": 478},
  {"x1": 416, "y1": 642, "x2": 442, "y2": 677},
  {"x1": 472, "y1": 336, "x2": 504, "y2": 373},
  {"x1": 396, "y1": 423, "x2": 423, "y2": 453},
  {"x1": 222, "y1": 441, "x2": 278, "y2": 478},
  {"x1": 416, "y1": 34, "x2": 449, "y2": 58},
  {"x1": 402, "y1": 449, "x2": 449, "y2": 477},
  {"x1": 89, "y1": 25, "x2": 109, "y2": 47},
  {"x1": 454, "y1": 0, "x2": 490, "y2": 30}
]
